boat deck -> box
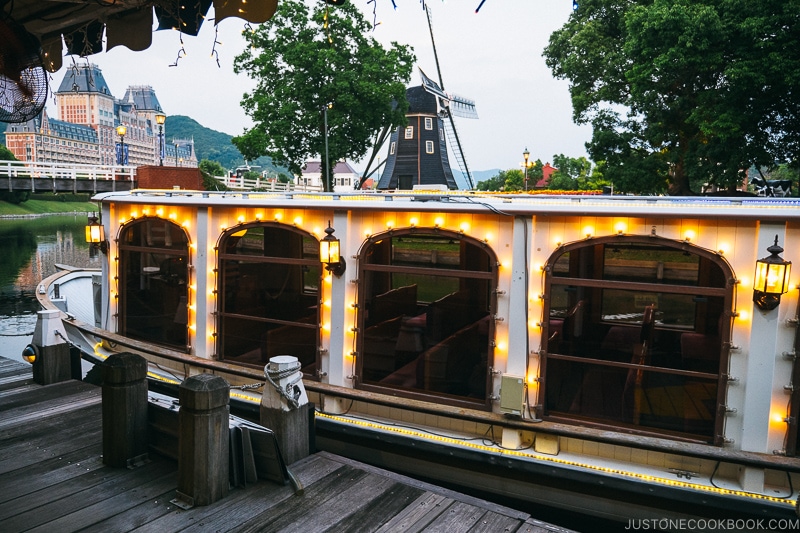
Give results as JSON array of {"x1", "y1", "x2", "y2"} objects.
[{"x1": 0, "y1": 357, "x2": 569, "y2": 533}]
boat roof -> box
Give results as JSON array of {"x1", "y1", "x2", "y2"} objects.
[{"x1": 93, "y1": 189, "x2": 800, "y2": 221}]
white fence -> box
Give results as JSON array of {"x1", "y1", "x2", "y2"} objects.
[
  {"x1": 0, "y1": 160, "x2": 136, "y2": 185},
  {"x1": 215, "y1": 175, "x2": 323, "y2": 192}
]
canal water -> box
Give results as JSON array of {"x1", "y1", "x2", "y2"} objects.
[{"x1": 0, "y1": 214, "x2": 100, "y2": 363}]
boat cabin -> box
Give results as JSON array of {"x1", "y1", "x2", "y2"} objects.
[{"x1": 85, "y1": 190, "x2": 800, "y2": 519}]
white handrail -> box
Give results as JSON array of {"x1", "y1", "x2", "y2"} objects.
[
  {"x1": 214, "y1": 175, "x2": 323, "y2": 192},
  {"x1": 0, "y1": 160, "x2": 136, "y2": 182}
]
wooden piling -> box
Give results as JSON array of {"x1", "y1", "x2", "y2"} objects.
[
  {"x1": 31, "y1": 309, "x2": 72, "y2": 385},
  {"x1": 101, "y1": 352, "x2": 148, "y2": 468},
  {"x1": 176, "y1": 373, "x2": 230, "y2": 507}
]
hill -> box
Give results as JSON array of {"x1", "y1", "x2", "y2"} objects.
[
  {"x1": 452, "y1": 168, "x2": 501, "y2": 188},
  {"x1": 165, "y1": 115, "x2": 286, "y2": 174}
]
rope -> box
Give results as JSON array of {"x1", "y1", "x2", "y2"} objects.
[{"x1": 265, "y1": 361, "x2": 303, "y2": 409}]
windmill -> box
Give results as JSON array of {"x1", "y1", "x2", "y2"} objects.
[{"x1": 368, "y1": 6, "x2": 478, "y2": 191}]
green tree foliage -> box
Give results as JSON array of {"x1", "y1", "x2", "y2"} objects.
[
  {"x1": 544, "y1": 0, "x2": 800, "y2": 195},
  {"x1": 198, "y1": 159, "x2": 228, "y2": 191},
  {"x1": 232, "y1": 0, "x2": 414, "y2": 191},
  {"x1": 0, "y1": 144, "x2": 16, "y2": 161},
  {"x1": 0, "y1": 144, "x2": 27, "y2": 203},
  {"x1": 547, "y1": 154, "x2": 588, "y2": 189},
  {"x1": 477, "y1": 169, "x2": 526, "y2": 192},
  {"x1": 198, "y1": 159, "x2": 226, "y2": 177}
]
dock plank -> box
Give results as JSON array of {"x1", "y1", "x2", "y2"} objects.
[
  {"x1": 0, "y1": 356, "x2": 570, "y2": 533},
  {"x1": 469, "y1": 510, "x2": 530, "y2": 532},
  {"x1": 0, "y1": 401, "x2": 100, "y2": 450},
  {"x1": 26, "y1": 468, "x2": 178, "y2": 533},
  {"x1": 0, "y1": 458, "x2": 175, "y2": 531},
  {"x1": 227, "y1": 466, "x2": 371, "y2": 533},
  {"x1": 0, "y1": 451, "x2": 104, "y2": 508},
  {"x1": 374, "y1": 492, "x2": 454, "y2": 533},
  {"x1": 0, "y1": 411, "x2": 101, "y2": 475},
  {"x1": 327, "y1": 481, "x2": 425, "y2": 532},
  {"x1": 126, "y1": 453, "x2": 342, "y2": 533},
  {"x1": 262, "y1": 470, "x2": 399, "y2": 533},
  {"x1": 422, "y1": 500, "x2": 486, "y2": 532}
]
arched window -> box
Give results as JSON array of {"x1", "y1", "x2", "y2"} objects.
[
  {"x1": 217, "y1": 223, "x2": 321, "y2": 373},
  {"x1": 357, "y1": 229, "x2": 497, "y2": 408},
  {"x1": 118, "y1": 218, "x2": 190, "y2": 350},
  {"x1": 541, "y1": 236, "x2": 734, "y2": 444}
]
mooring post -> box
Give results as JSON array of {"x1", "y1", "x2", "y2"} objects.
[
  {"x1": 30, "y1": 309, "x2": 72, "y2": 384},
  {"x1": 101, "y1": 352, "x2": 148, "y2": 468},
  {"x1": 261, "y1": 355, "x2": 311, "y2": 466},
  {"x1": 175, "y1": 373, "x2": 230, "y2": 507}
]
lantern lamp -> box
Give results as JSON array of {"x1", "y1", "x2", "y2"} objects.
[
  {"x1": 319, "y1": 221, "x2": 346, "y2": 277},
  {"x1": 85, "y1": 215, "x2": 108, "y2": 254},
  {"x1": 752, "y1": 235, "x2": 791, "y2": 311}
]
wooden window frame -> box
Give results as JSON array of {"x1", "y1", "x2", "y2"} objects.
[{"x1": 540, "y1": 235, "x2": 735, "y2": 445}]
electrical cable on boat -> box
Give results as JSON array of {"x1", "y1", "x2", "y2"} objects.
[
  {"x1": 151, "y1": 362, "x2": 183, "y2": 384},
  {"x1": 0, "y1": 332, "x2": 34, "y2": 336},
  {"x1": 331, "y1": 411, "x2": 534, "y2": 451},
  {"x1": 710, "y1": 460, "x2": 795, "y2": 499},
  {"x1": 448, "y1": 196, "x2": 515, "y2": 218}
]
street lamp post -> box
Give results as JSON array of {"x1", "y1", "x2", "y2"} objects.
[
  {"x1": 155, "y1": 112, "x2": 166, "y2": 166},
  {"x1": 322, "y1": 103, "x2": 332, "y2": 191},
  {"x1": 523, "y1": 147, "x2": 530, "y2": 192},
  {"x1": 116, "y1": 125, "x2": 127, "y2": 165},
  {"x1": 174, "y1": 142, "x2": 179, "y2": 167}
]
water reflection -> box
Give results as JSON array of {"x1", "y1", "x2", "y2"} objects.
[{"x1": 0, "y1": 215, "x2": 100, "y2": 362}]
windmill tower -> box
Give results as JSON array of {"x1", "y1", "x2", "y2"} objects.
[{"x1": 375, "y1": 7, "x2": 478, "y2": 191}]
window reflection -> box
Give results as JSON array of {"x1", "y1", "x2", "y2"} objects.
[
  {"x1": 119, "y1": 218, "x2": 189, "y2": 349},
  {"x1": 543, "y1": 237, "x2": 732, "y2": 444},
  {"x1": 359, "y1": 232, "x2": 496, "y2": 407},
  {"x1": 217, "y1": 225, "x2": 320, "y2": 374}
]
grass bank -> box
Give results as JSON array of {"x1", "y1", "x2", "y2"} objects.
[{"x1": 0, "y1": 199, "x2": 98, "y2": 216}]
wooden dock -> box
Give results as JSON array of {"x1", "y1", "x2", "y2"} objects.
[{"x1": 0, "y1": 357, "x2": 571, "y2": 533}]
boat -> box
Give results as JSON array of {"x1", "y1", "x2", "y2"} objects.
[{"x1": 35, "y1": 188, "x2": 800, "y2": 526}]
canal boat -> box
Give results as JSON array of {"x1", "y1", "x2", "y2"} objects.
[{"x1": 37, "y1": 188, "x2": 800, "y2": 525}]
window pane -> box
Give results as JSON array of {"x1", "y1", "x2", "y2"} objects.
[
  {"x1": 219, "y1": 225, "x2": 320, "y2": 373},
  {"x1": 360, "y1": 232, "x2": 494, "y2": 404},
  {"x1": 120, "y1": 223, "x2": 188, "y2": 349},
  {"x1": 604, "y1": 243, "x2": 700, "y2": 285},
  {"x1": 221, "y1": 316, "x2": 317, "y2": 370},
  {"x1": 545, "y1": 359, "x2": 717, "y2": 440},
  {"x1": 544, "y1": 237, "x2": 730, "y2": 443}
]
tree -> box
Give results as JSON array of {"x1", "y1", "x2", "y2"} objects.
[
  {"x1": 547, "y1": 154, "x2": 593, "y2": 190},
  {"x1": 544, "y1": 0, "x2": 800, "y2": 195},
  {"x1": 232, "y1": 0, "x2": 415, "y2": 191},
  {"x1": 0, "y1": 144, "x2": 27, "y2": 203},
  {"x1": 476, "y1": 169, "x2": 526, "y2": 192},
  {"x1": 198, "y1": 159, "x2": 226, "y2": 177}
]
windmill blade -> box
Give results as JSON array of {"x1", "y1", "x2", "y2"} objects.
[
  {"x1": 419, "y1": 68, "x2": 448, "y2": 100},
  {"x1": 447, "y1": 93, "x2": 478, "y2": 119},
  {"x1": 442, "y1": 108, "x2": 475, "y2": 189},
  {"x1": 426, "y1": 6, "x2": 446, "y2": 90}
]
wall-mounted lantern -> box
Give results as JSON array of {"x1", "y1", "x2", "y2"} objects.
[
  {"x1": 85, "y1": 215, "x2": 108, "y2": 255},
  {"x1": 319, "y1": 221, "x2": 345, "y2": 277},
  {"x1": 753, "y1": 235, "x2": 791, "y2": 311}
]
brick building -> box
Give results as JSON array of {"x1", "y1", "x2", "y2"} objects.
[{"x1": 3, "y1": 64, "x2": 196, "y2": 168}]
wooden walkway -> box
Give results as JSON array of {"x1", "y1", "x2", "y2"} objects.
[{"x1": 0, "y1": 358, "x2": 571, "y2": 533}]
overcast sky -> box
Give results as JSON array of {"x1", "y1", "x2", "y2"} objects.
[{"x1": 49, "y1": 0, "x2": 591, "y2": 173}]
